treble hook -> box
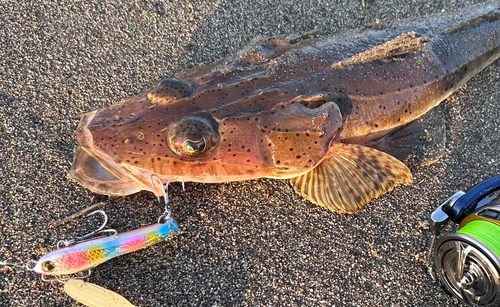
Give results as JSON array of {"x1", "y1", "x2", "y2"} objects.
[
  {"x1": 40, "y1": 269, "x2": 91, "y2": 283},
  {"x1": 150, "y1": 174, "x2": 173, "y2": 223},
  {"x1": 150, "y1": 174, "x2": 169, "y2": 206},
  {"x1": 57, "y1": 210, "x2": 117, "y2": 248}
]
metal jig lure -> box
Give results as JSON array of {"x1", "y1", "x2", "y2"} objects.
[
  {"x1": 1, "y1": 174, "x2": 180, "y2": 281},
  {"x1": 33, "y1": 215, "x2": 178, "y2": 277},
  {"x1": 30, "y1": 174, "x2": 179, "y2": 279},
  {"x1": 0, "y1": 174, "x2": 181, "y2": 307}
]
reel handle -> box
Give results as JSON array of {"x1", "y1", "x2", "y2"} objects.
[{"x1": 443, "y1": 175, "x2": 500, "y2": 224}]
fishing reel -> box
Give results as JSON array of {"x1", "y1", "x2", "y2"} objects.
[{"x1": 430, "y1": 176, "x2": 500, "y2": 306}]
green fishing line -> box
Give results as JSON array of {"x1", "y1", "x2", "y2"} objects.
[{"x1": 458, "y1": 220, "x2": 500, "y2": 258}]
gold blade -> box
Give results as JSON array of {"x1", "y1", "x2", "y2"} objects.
[{"x1": 64, "y1": 279, "x2": 137, "y2": 307}]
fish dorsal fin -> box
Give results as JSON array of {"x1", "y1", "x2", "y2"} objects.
[
  {"x1": 147, "y1": 79, "x2": 196, "y2": 104},
  {"x1": 290, "y1": 143, "x2": 412, "y2": 213},
  {"x1": 331, "y1": 32, "x2": 428, "y2": 69},
  {"x1": 237, "y1": 37, "x2": 292, "y2": 66}
]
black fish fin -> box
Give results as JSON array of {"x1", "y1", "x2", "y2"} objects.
[
  {"x1": 290, "y1": 143, "x2": 412, "y2": 213},
  {"x1": 366, "y1": 104, "x2": 447, "y2": 165},
  {"x1": 147, "y1": 79, "x2": 196, "y2": 104}
]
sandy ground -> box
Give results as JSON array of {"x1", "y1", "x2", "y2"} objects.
[{"x1": 1, "y1": 0, "x2": 500, "y2": 306}]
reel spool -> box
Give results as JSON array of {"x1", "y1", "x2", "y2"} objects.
[
  {"x1": 435, "y1": 220, "x2": 500, "y2": 305},
  {"x1": 431, "y1": 176, "x2": 500, "y2": 306}
]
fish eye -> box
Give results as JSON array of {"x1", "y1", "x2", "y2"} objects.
[
  {"x1": 41, "y1": 260, "x2": 56, "y2": 273},
  {"x1": 167, "y1": 115, "x2": 219, "y2": 157},
  {"x1": 182, "y1": 138, "x2": 206, "y2": 154}
]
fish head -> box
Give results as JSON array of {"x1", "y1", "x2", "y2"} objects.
[{"x1": 71, "y1": 78, "x2": 343, "y2": 196}]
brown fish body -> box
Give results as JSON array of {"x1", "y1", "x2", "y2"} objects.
[{"x1": 72, "y1": 5, "x2": 500, "y2": 213}]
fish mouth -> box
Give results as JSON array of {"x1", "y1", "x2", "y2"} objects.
[
  {"x1": 70, "y1": 110, "x2": 141, "y2": 196},
  {"x1": 70, "y1": 146, "x2": 141, "y2": 196}
]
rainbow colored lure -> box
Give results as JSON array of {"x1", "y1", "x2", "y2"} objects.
[{"x1": 33, "y1": 218, "x2": 178, "y2": 276}]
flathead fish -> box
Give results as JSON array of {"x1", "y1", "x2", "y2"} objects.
[{"x1": 71, "y1": 5, "x2": 500, "y2": 213}]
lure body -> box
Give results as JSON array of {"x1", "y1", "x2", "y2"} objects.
[{"x1": 33, "y1": 218, "x2": 178, "y2": 275}]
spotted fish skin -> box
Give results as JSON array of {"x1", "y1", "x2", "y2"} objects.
[{"x1": 71, "y1": 5, "x2": 500, "y2": 212}]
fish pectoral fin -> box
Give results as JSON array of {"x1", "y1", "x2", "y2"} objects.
[{"x1": 290, "y1": 143, "x2": 412, "y2": 214}]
